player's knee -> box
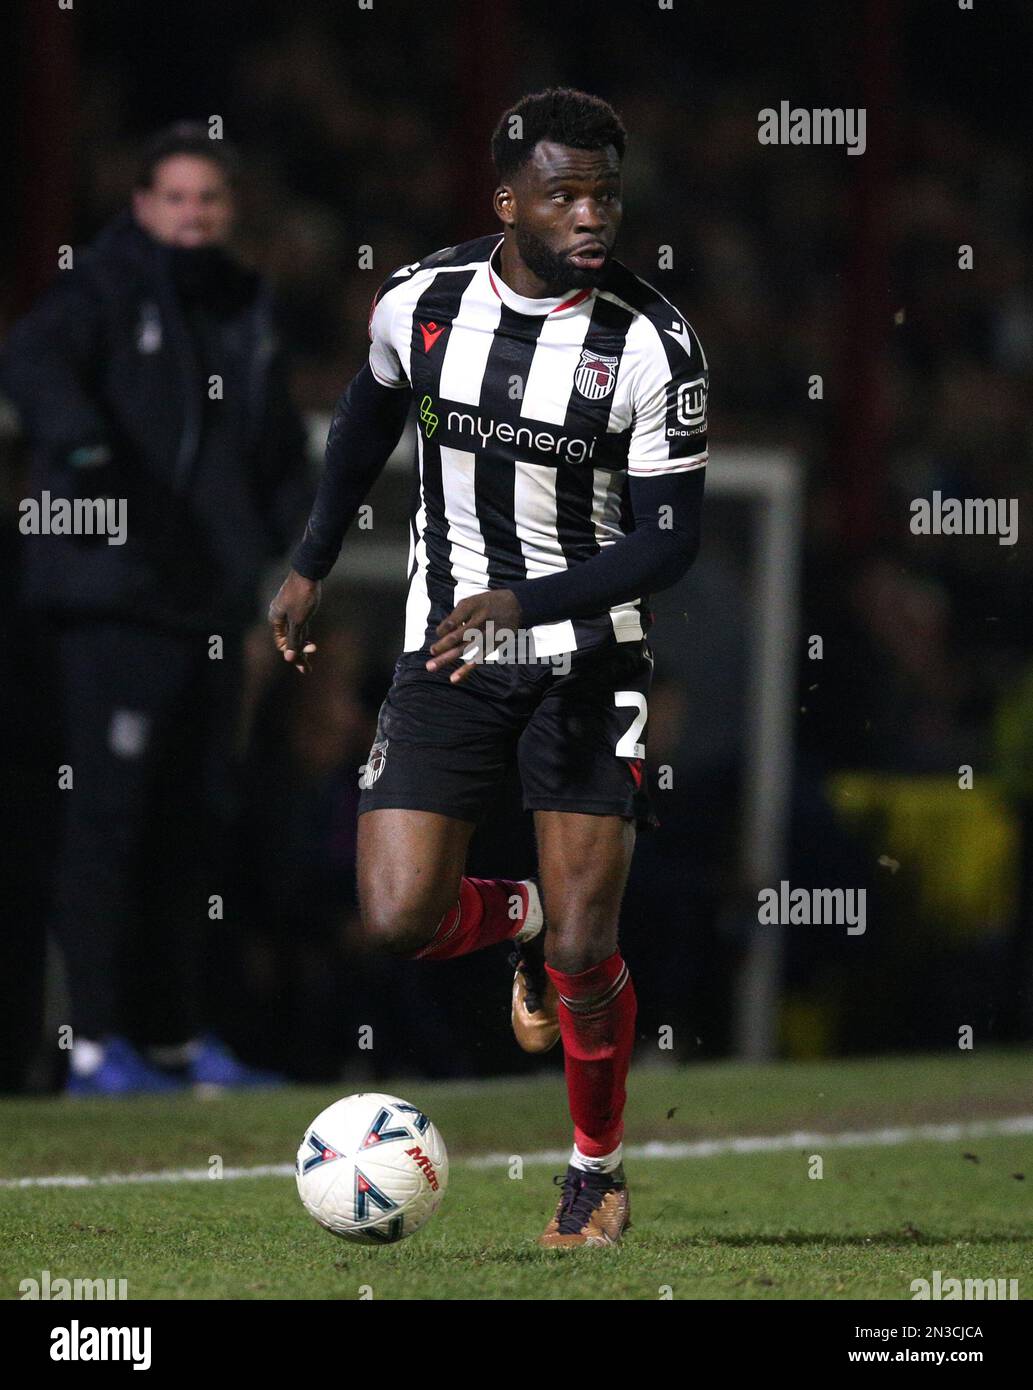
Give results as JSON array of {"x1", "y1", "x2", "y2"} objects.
[
  {"x1": 544, "y1": 920, "x2": 620, "y2": 977},
  {"x1": 359, "y1": 896, "x2": 445, "y2": 957},
  {"x1": 542, "y1": 871, "x2": 622, "y2": 972},
  {"x1": 546, "y1": 944, "x2": 617, "y2": 976},
  {"x1": 545, "y1": 879, "x2": 621, "y2": 940}
]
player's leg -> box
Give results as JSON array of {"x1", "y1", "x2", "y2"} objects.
[
  {"x1": 355, "y1": 651, "x2": 545, "y2": 959},
  {"x1": 535, "y1": 810, "x2": 634, "y2": 974},
  {"x1": 533, "y1": 809, "x2": 637, "y2": 1245},
  {"x1": 357, "y1": 806, "x2": 468, "y2": 957},
  {"x1": 358, "y1": 809, "x2": 542, "y2": 960},
  {"x1": 517, "y1": 640, "x2": 655, "y2": 1245}
]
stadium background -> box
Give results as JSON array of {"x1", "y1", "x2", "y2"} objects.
[{"x1": 1, "y1": 0, "x2": 1030, "y2": 1092}]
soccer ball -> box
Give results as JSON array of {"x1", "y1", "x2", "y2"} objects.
[{"x1": 296, "y1": 1092, "x2": 448, "y2": 1244}]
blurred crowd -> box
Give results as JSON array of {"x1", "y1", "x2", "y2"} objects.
[{"x1": 1, "y1": 1, "x2": 1031, "y2": 1089}]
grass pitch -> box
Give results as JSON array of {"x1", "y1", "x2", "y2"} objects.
[{"x1": 1, "y1": 1051, "x2": 1031, "y2": 1300}]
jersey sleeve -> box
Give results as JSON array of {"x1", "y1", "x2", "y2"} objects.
[
  {"x1": 626, "y1": 315, "x2": 709, "y2": 478},
  {"x1": 367, "y1": 276, "x2": 410, "y2": 389}
]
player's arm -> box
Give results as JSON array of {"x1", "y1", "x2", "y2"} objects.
[
  {"x1": 427, "y1": 469, "x2": 704, "y2": 679},
  {"x1": 270, "y1": 279, "x2": 411, "y2": 673},
  {"x1": 507, "y1": 319, "x2": 710, "y2": 625},
  {"x1": 289, "y1": 364, "x2": 410, "y2": 580},
  {"x1": 509, "y1": 466, "x2": 704, "y2": 624},
  {"x1": 270, "y1": 367, "x2": 410, "y2": 673}
]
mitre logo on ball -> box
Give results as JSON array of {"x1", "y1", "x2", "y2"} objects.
[{"x1": 574, "y1": 349, "x2": 619, "y2": 400}]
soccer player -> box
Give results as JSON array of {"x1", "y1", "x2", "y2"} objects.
[{"x1": 269, "y1": 89, "x2": 707, "y2": 1247}]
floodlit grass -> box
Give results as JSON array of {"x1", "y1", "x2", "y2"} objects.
[{"x1": 2, "y1": 1051, "x2": 1031, "y2": 1299}]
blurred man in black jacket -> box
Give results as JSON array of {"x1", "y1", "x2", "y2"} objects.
[{"x1": 3, "y1": 123, "x2": 312, "y2": 1093}]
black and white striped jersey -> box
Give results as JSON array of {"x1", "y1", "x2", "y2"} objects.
[{"x1": 369, "y1": 233, "x2": 708, "y2": 657}]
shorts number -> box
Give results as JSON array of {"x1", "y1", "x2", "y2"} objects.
[{"x1": 614, "y1": 691, "x2": 647, "y2": 759}]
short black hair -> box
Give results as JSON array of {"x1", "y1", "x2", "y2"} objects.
[
  {"x1": 135, "y1": 121, "x2": 240, "y2": 189},
  {"x1": 491, "y1": 88, "x2": 626, "y2": 182}
]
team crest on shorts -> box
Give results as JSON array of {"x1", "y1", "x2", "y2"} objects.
[
  {"x1": 574, "y1": 350, "x2": 619, "y2": 401},
  {"x1": 359, "y1": 739, "x2": 389, "y2": 790}
]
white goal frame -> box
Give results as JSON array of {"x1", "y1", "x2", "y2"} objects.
[{"x1": 710, "y1": 449, "x2": 803, "y2": 1060}]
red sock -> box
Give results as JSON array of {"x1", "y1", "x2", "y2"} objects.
[
  {"x1": 412, "y1": 878, "x2": 529, "y2": 961},
  {"x1": 545, "y1": 951, "x2": 637, "y2": 1157}
]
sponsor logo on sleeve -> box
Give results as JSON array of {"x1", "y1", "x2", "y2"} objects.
[{"x1": 667, "y1": 376, "x2": 707, "y2": 437}]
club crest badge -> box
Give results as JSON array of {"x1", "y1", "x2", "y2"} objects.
[
  {"x1": 359, "y1": 739, "x2": 389, "y2": 790},
  {"x1": 574, "y1": 350, "x2": 619, "y2": 401}
]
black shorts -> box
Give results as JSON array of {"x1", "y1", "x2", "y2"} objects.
[{"x1": 357, "y1": 640, "x2": 657, "y2": 829}]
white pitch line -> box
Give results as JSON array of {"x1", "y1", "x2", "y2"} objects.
[
  {"x1": 462, "y1": 1114, "x2": 1033, "y2": 1168},
  {"x1": 2, "y1": 1115, "x2": 1032, "y2": 1191}
]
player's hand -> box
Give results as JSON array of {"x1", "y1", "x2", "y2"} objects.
[
  {"x1": 269, "y1": 569, "x2": 321, "y2": 674},
  {"x1": 428, "y1": 589, "x2": 524, "y2": 684}
]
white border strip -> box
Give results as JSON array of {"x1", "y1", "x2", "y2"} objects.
[{"x1": 2, "y1": 1115, "x2": 1031, "y2": 1190}]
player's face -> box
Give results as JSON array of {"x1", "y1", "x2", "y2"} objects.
[
  {"x1": 132, "y1": 155, "x2": 235, "y2": 249},
  {"x1": 502, "y1": 140, "x2": 622, "y2": 291}
]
